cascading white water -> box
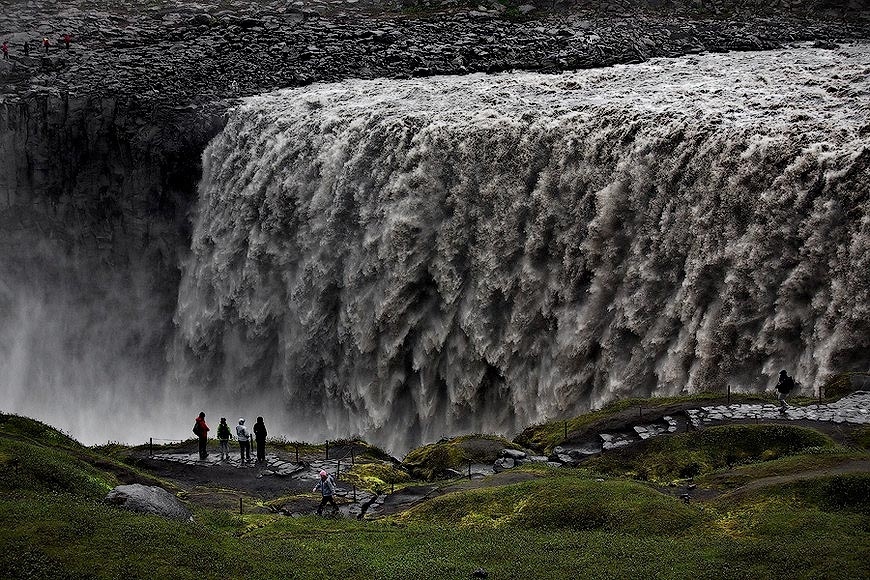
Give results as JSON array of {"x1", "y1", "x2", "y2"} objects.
[{"x1": 177, "y1": 44, "x2": 869, "y2": 451}]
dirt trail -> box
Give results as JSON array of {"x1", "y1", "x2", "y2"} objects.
[{"x1": 721, "y1": 459, "x2": 870, "y2": 498}]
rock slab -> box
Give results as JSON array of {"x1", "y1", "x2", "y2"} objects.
[{"x1": 105, "y1": 484, "x2": 193, "y2": 521}]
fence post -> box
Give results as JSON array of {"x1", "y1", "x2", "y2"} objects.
[
  {"x1": 149, "y1": 437, "x2": 153, "y2": 457},
  {"x1": 325, "y1": 440, "x2": 329, "y2": 460},
  {"x1": 727, "y1": 384, "x2": 731, "y2": 405},
  {"x1": 638, "y1": 404, "x2": 642, "y2": 419}
]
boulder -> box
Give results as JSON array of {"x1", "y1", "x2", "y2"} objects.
[
  {"x1": 492, "y1": 457, "x2": 515, "y2": 472},
  {"x1": 500, "y1": 448, "x2": 527, "y2": 460},
  {"x1": 105, "y1": 484, "x2": 193, "y2": 521}
]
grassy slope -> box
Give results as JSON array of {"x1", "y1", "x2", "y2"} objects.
[{"x1": 1, "y1": 410, "x2": 869, "y2": 579}]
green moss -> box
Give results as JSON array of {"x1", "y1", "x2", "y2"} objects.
[
  {"x1": 397, "y1": 477, "x2": 703, "y2": 535},
  {"x1": 403, "y1": 434, "x2": 522, "y2": 480},
  {"x1": 849, "y1": 425, "x2": 870, "y2": 450},
  {"x1": 0, "y1": 438, "x2": 116, "y2": 498},
  {"x1": 342, "y1": 462, "x2": 411, "y2": 493},
  {"x1": 585, "y1": 425, "x2": 836, "y2": 484},
  {"x1": 697, "y1": 451, "x2": 867, "y2": 490}
]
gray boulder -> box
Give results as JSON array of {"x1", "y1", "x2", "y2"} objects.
[
  {"x1": 105, "y1": 484, "x2": 193, "y2": 522},
  {"x1": 493, "y1": 457, "x2": 515, "y2": 472},
  {"x1": 500, "y1": 448, "x2": 527, "y2": 460}
]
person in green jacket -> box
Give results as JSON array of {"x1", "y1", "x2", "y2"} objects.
[{"x1": 217, "y1": 418, "x2": 233, "y2": 460}]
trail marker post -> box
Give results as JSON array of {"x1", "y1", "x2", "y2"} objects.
[{"x1": 325, "y1": 440, "x2": 329, "y2": 460}]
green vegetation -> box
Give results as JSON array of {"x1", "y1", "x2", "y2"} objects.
[
  {"x1": 403, "y1": 434, "x2": 522, "y2": 480},
  {"x1": 584, "y1": 425, "x2": 837, "y2": 483},
  {"x1": 1, "y1": 409, "x2": 869, "y2": 579},
  {"x1": 849, "y1": 425, "x2": 870, "y2": 450},
  {"x1": 697, "y1": 451, "x2": 867, "y2": 490},
  {"x1": 342, "y1": 461, "x2": 412, "y2": 493},
  {"x1": 399, "y1": 476, "x2": 702, "y2": 534}
]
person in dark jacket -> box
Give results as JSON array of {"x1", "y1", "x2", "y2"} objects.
[
  {"x1": 253, "y1": 416, "x2": 267, "y2": 462},
  {"x1": 776, "y1": 370, "x2": 796, "y2": 412},
  {"x1": 216, "y1": 418, "x2": 232, "y2": 460},
  {"x1": 194, "y1": 412, "x2": 210, "y2": 459}
]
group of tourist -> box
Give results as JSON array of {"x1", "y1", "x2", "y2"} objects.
[
  {"x1": 1, "y1": 34, "x2": 72, "y2": 59},
  {"x1": 192, "y1": 412, "x2": 268, "y2": 463},
  {"x1": 192, "y1": 411, "x2": 338, "y2": 515}
]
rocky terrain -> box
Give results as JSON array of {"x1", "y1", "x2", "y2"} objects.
[{"x1": 1, "y1": 0, "x2": 868, "y2": 108}]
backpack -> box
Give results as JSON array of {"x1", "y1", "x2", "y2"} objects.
[{"x1": 193, "y1": 421, "x2": 202, "y2": 437}]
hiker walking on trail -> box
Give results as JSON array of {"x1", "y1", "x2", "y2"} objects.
[
  {"x1": 776, "y1": 370, "x2": 796, "y2": 412},
  {"x1": 42, "y1": 37, "x2": 49, "y2": 54},
  {"x1": 193, "y1": 412, "x2": 210, "y2": 460},
  {"x1": 314, "y1": 470, "x2": 338, "y2": 515},
  {"x1": 253, "y1": 416, "x2": 267, "y2": 462},
  {"x1": 217, "y1": 417, "x2": 233, "y2": 461},
  {"x1": 236, "y1": 418, "x2": 251, "y2": 462},
  {"x1": 2, "y1": 42, "x2": 8, "y2": 59}
]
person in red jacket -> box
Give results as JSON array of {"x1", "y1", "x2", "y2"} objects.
[
  {"x1": 63, "y1": 33, "x2": 71, "y2": 50},
  {"x1": 42, "y1": 37, "x2": 49, "y2": 54},
  {"x1": 194, "y1": 412, "x2": 210, "y2": 460},
  {"x1": 2, "y1": 42, "x2": 8, "y2": 59}
]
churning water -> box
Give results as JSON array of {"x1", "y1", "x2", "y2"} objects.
[
  {"x1": 2, "y1": 44, "x2": 868, "y2": 449},
  {"x1": 173, "y1": 44, "x2": 870, "y2": 450}
]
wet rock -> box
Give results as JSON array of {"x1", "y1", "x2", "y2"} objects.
[
  {"x1": 500, "y1": 448, "x2": 527, "y2": 460},
  {"x1": 493, "y1": 457, "x2": 515, "y2": 472},
  {"x1": 105, "y1": 484, "x2": 192, "y2": 521}
]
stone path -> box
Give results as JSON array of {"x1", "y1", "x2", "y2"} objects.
[
  {"x1": 687, "y1": 392, "x2": 870, "y2": 428},
  {"x1": 146, "y1": 449, "x2": 386, "y2": 517},
  {"x1": 148, "y1": 451, "x2": 307, "y2": 477},
  {"x1": 551, "y1": 392, "x2": 870, "y2": 464}
]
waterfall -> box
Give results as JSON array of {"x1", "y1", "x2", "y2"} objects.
[{"x1": 176, "y1": 44, "x2": 869, "y2": 451}]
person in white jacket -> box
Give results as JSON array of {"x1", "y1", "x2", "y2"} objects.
[
  {"x1": 313, "y1": 470, "x2": 338, "y2": 515},
  {"x1": 236, "y1": 418, "x2": 251, "y2": 462}
]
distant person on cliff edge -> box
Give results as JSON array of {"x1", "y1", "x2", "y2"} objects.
[
  {"x1": 2, "y1": 42, "x2": 8, "y2": 59},
  {"x1": 236, "y1": 418, "x2": 251, "y2": 463},
  {"x1": 313, "y1": 470, "x2": 338, "y2": 516},
  {"x1": 42, "y1": 37, "x2": 49, "y2": 54},
  {"x1": 776, "y1": 370, "x2": 796, "y2": 412},
  {"x1": 63, "y1": 33, "x2": 71, "y2": 50},
  {"x1": 253, "y1": 416, "x2": 267, "y2": 462},
  {"x1": 217, "y1": 417, "x2": 233, "y2": 461},
  {"x1": 193, "y1": 411, "x2": 210, "y2": 459}
]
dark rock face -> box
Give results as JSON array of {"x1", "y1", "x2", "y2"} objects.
[{"x1": 105, "y1": 483, "x2": 192, "y2": 521}]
